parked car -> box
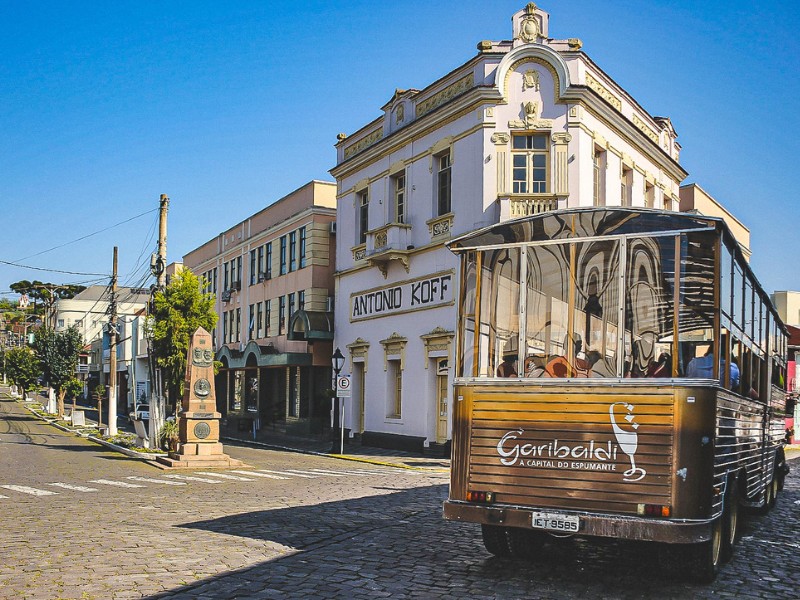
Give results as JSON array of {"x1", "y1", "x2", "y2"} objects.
[{"x1": 129, "y1": 404, "x2": 150, "y2": 421}]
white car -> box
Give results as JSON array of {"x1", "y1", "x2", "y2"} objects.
[{"x1": 130, "y1": 404, "x2": 150, "y2": 421}]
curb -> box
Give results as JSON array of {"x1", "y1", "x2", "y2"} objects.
[
  {"x1": 8, "y1": 394, "x2": 166, "y2": 462},
  {"x1": 222, "y1": 436, "x2": 450, "y2": 472}
]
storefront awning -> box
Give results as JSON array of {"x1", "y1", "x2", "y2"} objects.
[
  {"x1": 288, "y1": 310, "x2": 334, "y2": 341},
  {"x1": 217, "y1": 341, "x2": 312, "y2": 369}
]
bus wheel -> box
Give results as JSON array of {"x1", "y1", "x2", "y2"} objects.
[
  {"x1": 776, "y1": 449, "x2": 788, "y2": 492},
  {"x1": 768, "y1": 476, "x2": 779, "y2": 509},
  {"x1": 481, "y1": 524, "x2": 513, "y2": 557},
  {"x1": 687, "y1": 516, "x2": 723, "y2": 583},
  {"x1": 758, "y1": 476, "x2": 774, "y2": 514},
  {"x1": 721, "y1": 481, "x2": 740, "y2": 563}
]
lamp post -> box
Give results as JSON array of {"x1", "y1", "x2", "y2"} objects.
[{"x1": 330, "y1": 347, "x2": 345, "y2": 454}]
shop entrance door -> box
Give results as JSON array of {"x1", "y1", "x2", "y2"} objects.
[{"x1": 436, "y1": 359, "x2": 449, "y2": 443}]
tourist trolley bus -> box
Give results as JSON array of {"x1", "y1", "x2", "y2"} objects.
[{"x1": 443, "y1": 208, "x2": 789, "y2": 582}]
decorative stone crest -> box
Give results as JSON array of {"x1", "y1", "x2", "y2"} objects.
[
  {"x1": 395, "y1": 103, "x2": 405, "y2": 125},
  {"x1": 520, "y1": 3, "x2": 540, "y2": 42},
  {"x1": 523, "y1": 69, "x2": 540, "y2": 92},
  {"x1": 508, "y1": 101, "x2": 553, "y2": 129}
]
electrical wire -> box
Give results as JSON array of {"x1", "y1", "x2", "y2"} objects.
[
  {"x1": 13, "y1": 207, "x2": 159, "y2": 263},
  {"x1": 0, "y1": 259, "x2": 108, "y2": 277}
]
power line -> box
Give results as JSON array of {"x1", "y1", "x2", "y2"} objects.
[
  {"x1": 13, "y1": 207, "x2": 159, "y2": 263},
  {"x1": 0, "y1": 260, "x2": 108, "y2": 277}
]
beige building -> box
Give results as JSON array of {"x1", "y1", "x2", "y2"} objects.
[
  {"x1": 771, "y1": 291, "x2": 800, "y2": 327},
  {"x1": 183, "y1": 180, "x2": 337, "y2": 435},
  {"x1": 680, "y1": 183, "x2": 751, "y2": 261}
]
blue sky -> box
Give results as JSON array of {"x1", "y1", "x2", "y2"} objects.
[{"x1": 1, "y1": 1, "x2": 798, "y2": 298}]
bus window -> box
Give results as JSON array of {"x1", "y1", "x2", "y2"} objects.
[
  {"x1": 458, "y1": 252, "x2": 477, "y2": 378},
  {"x1": 573, "y1": 240, "x2": 620, "y2": 378},
  {"x1": 525, "y1": 244, "x2": 570, "y2": 377},
  {"x1": 677, "y1": 231, "x2": 716, "y2": 378},
  {"x1": 625, "y1": 236, "x2": 675, "y2": 378},
  {"x1": 480, "y1": 248, "x2": 520, "y2": 377}
]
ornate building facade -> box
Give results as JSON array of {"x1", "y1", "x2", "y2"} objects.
[{"x1": 330, "y1": 4, "x2": 687, "y2": 452}]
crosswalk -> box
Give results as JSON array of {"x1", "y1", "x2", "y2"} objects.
[{"x1": 0, "y1": 466, "x2": 436, "y2": 500}]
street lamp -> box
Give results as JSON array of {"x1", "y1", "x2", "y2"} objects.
[{"x1": 330, "y1": 347, "x2": 345, "y2": 454}]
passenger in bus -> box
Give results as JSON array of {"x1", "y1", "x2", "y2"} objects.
[
  {"x1": 523, "y1": 356, "x2": 546, "y2": 378},
  {"x1": 686, "y1": 347, "x2": 740, "y2": 388},
  {"x1": 497, "y1": 353, "x2": 518, "y2": 377},
  {"x1": 543, "y1": 335, "x2": 593, "y2": 377},
  {"x1": 645, "y1": 352, "x2": 671, "y2": 377}
]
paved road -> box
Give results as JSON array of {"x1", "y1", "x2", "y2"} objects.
[{"x1": 1, "y1": 394, "x2": 798, "y2": 599}]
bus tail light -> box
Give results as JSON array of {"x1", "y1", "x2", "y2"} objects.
[
  {"x1": 637, "y1": 503, "x2": 671, "y2": 517},
  {"x1": 467, "y1": 491, "x2": 495, "y2": 504}
]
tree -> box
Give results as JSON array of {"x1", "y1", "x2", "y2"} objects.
[
  {"x1": 33, "y1": 326, "x2": 83, "y2": 418},
  {"x1": 9, "y1": 280, "x2": 86, "y2": 315},
  {"x1": 5, "y1": 347, "x2": 41, "y2": 400},
  {"x1": 150, "y1": 269, "x2": 218, "y2": 408}
]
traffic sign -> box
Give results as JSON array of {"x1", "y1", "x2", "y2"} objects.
[{"x1": 336, "y1": 375, "x2": 352, "y2": 397}]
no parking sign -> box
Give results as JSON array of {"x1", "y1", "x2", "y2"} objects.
[{"x1": 336, "y1": 375, "x2": 352, "y2": 397}]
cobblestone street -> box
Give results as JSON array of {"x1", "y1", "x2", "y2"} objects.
[{"x1": 1, "y1": 395, "x2": 798, "y2": 599}]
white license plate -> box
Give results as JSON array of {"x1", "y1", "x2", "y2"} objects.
[{"x1": 531, "y1": 511, "x2": 580, "y2": 533}]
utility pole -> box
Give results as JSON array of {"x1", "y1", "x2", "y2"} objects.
[
  {"x1": 148, "y1": 194, "x2": 169, "y2": 448},
  {"x1": 107, "y1": 246, "x2": 118, "y2": 436},
  {"x1": 153, "y1": 194, "x2": 169, "y2": 289}
]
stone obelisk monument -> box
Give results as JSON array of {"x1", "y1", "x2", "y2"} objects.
[{"x1": 158, "y1": 327, "x2": 243, "y2": 468}]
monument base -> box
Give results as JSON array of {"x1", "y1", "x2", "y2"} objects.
[{"x1": 154, "y1": 441, "x2": 246, "y2": 469}]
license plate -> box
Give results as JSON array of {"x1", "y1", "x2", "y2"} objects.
[{"x1": 531, "y1": 511, "x2": 580, "y2": 533}]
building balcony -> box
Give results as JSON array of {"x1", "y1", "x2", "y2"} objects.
[
  {"x1": 499, "y1": 195, "x2": 561, "y2": 221},
  {"x1": 366, "y1": 223, "x2": 412, "y2": 277}
]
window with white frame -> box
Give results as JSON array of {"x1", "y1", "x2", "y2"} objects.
[
  {"x1": 593, "y1": 145, "x2": 606, "y2": 206},
  {"x1": 265, "y1": 299, "x2": 271, "y2": 337},
  {"x1": 387, "y1": 358, "x2": 402, "y2": 418},
  {"x1": 392, "y1": 171, "x2": 406, "y2": 223},
  {"x1": 357, "y1": 189, "x2": 369, "y2": 245},
  {"x1": 256, "y1": 302, "x2": 263, "y2": 338},
  {"x1": 248, "y1": 304, "x2": 255, "y2": 339},
  {"x1": 645, "y1": 181, "x2": 655, "y2": 208},
  {"x1": 265, "y1": 242, "x2": 273, "y2": 279},
  {"x1": 512, "y1": 134, "x2": 549, "y2": 194},
  {"x1": 436, "y1": 153, "x2": 451, "y2": 215},
  {"x1": 621, "y1": 166, "x2": 633, "y2": 207}
]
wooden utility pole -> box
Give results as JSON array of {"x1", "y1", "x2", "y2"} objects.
[
  {"x1": 149, "y1": 194, "x2": 169, "y2": 448},
  {"x1": 155, "y1": 194, "x2": 169, "y2": 289},
  {"x1": 107, "y1": 246, "x2": 118, "y2": 436}
]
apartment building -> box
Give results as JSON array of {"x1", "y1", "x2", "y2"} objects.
[{"x1": 183, "y1": 180, "x2": 337, "y2": 435}]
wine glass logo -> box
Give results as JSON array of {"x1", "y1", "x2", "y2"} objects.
[{"x1": 609, "y1": 402, "x2": 647, "y2": 482}]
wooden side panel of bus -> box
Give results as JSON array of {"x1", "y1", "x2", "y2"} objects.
[{"x1": 453, "y1": 384, "x2": 717, "y2": 519}]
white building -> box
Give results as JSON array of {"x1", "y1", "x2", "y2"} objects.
[
  {"x1": 54, "y1": 285, "x2": 150, "y2": 412},
  {"x1": 331, "y1": 3, "x2": 687, "y2": 453}
]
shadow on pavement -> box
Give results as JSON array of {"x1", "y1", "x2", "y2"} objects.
[{"x1": 139, "y1": 481, "x2": 764, "y2": 600}]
